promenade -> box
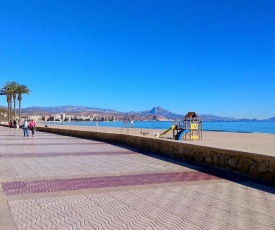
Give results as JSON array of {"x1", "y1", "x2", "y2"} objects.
[{"x1": 0, "y1": 126, "x2": 275, "y2": 230}]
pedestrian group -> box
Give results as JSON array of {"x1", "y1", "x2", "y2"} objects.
[{"x1": 22, "y1": 119, "x2": 36, "y2": 137}]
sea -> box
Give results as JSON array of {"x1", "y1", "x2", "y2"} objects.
[{"x1": 44, "y1": 121, "x2": 275, "y2": 134}]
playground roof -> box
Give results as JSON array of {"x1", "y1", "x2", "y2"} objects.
[{"x1": 185, "y1": 112, "x2": 200, "y2": 120}]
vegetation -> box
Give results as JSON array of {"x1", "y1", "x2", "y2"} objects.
[{"x1": 0, "y1": 81, "x2": 30, "y2": 123}]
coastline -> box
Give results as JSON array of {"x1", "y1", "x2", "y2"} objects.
[
  {"x1": 37, "y1": 123, "x2": 275, "y2": 157},
  {"x1": 40, "y1": 120, "x2": 275, "y2": 135}
]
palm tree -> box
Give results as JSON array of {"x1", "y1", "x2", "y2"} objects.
[
  {"x1": 0, "y1": 82, "x2": 14, "y2": 120},
  {"x1": 17, "y1": 84, "x2": 30, "y2": 124}
]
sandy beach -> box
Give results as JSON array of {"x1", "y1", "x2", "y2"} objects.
[{"x1": 37, "y1": 123, "x2": 275, "y2": 157}]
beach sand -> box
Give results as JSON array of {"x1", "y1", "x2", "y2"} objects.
[{"x1": 37, "y1": 123, "x2": 275, "y2": 157}]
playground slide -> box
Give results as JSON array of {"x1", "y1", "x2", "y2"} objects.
[
  {"x1": 157, "y1": 127, "x2": 173, "y2": 138},
  {"x1": 175, "y1": 129, "x2": 189, "y2": 140}
]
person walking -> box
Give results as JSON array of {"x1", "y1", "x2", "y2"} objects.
[
  {"x1": 8, "y1": 120, "x2": 12, "y2": 128},
  {"x1": 13, "y1": 120, "x2": 17, "y2": 129},
  {"x1": 29, "y1": 120, "x2": 37, "y2": 137},
  {"x1": 22, "y1": 119, "x2": 29, "y2": 137}
]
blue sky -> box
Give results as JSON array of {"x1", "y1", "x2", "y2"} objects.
[{"x1": 0, "y1": 0, "x2": 275, "y2": 119}]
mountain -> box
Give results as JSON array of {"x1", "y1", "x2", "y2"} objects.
[
  {"x1": 0, "y1": 105, "x2": 7, "y2": 110},
  {"x1": 2, "y1": 104, "x2": 271, "y2": 121},
  {"x1": 140, "y1": 106, "x2": 183, "y2": 119},
  {"x1": 148, "y1": 106, "x2": 168, "y2": 114},
  {"x1": 199, "y1": 114, "x2": 237, "y2": 121},
  {"x1": 22, "y1": 106, "x2": 118, "y2": 114},
  {"x1": 20, "y1": 105, "x2": 183, "y2": 120}
]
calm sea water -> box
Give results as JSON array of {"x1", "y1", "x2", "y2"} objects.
[{"x1": 45, "y1": 121, "x2": 275, "y2": 134}]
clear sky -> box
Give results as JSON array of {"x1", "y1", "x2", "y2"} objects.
[{"x1": 0, "y1": 0, "x2": 275, "y2": 119}]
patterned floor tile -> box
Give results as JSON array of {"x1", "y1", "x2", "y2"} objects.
[{"x1": 8, "y1": 185, "x2": 275, "y2": 230}]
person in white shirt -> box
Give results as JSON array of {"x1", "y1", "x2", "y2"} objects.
[{"x1": 22, "y1": 119, "x2": 29, "y2": 137}]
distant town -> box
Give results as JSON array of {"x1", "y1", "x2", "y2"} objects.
[
  {"x1": 0, "y1": 106, "x2": 173, "y2": 122},
  {"x1": 29, "y1": 114, "x2": 128, "y2": 122}
]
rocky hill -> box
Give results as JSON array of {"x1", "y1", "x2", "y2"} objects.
[
  {"x1": 22, "y1": 106, "x2": 117, "y2": 114},
  {"x1": 199, "y1": 114, "x2": 237, "y2": 121},
  {"x1": 20, "y1": 106, "x2": 183, "y2": 120},
  {"x1": 141, "y1": 106, "x2": 183, "y2": 119},
  {"x1": 1, "y1": 104, "x2": 273, "y2": 121}
]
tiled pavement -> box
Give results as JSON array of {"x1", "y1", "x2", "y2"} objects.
[{"x1": 0, "y1": 126, "x2": 275, "y2": 230}]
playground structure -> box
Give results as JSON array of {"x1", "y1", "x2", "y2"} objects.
[{"x1": 157, "y1": 112, "x2": 202, "y2": 141}]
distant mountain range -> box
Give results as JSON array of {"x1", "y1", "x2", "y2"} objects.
[
  {"x1": 1, "y1": 105, "x2": 274, "y2": 121},
  {"x1": 21, "y1": 105, "x2": 182, "y2": 120},
  {"x1": 22, "y1": 106, "x2": 117, "y2": 114},
  {"x1": 267, "y1": 116, "x2": 275, "y2": 121}
]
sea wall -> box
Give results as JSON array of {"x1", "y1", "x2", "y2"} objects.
[{"x1": 34, "y1": 126, "x2": 275, "y2": 183}]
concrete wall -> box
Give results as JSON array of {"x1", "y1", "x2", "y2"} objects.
[{"x1": 35, "y1": 126, "x2": 275, "y2": 183}]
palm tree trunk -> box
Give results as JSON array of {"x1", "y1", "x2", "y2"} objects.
[
  {"x1": 18, "y1": 99, "x2": 22, "y2": 125},
  {"x1": 8, "y1": 103, "x2": 11, "y2": 120},
  {"x1": 13, "y1": 97, "x2": 16, "y2": 120},
  {"x1": 13, "y1": 95, "x2": 17, "y2": 121},
  {"x1": 7, "y1": 96, "x2": 11, "y2": 120},
  {"x1": 7, "y1": 100, "x2": 9, "y2": 120},
  {"x1": 9, "y1": 97, "x2": 13, "y2": 120}
]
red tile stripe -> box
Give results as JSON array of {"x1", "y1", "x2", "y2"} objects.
[{"x1": 2, "y1": 172, "x2": 219, "y2": 195}]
